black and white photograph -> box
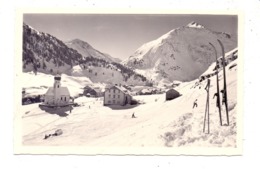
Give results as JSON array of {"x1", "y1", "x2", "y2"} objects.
[{"x1": 15, "y1": 11, "x2": 242, "y2": 154}]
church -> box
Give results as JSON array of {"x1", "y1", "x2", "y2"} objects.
[{"x1": 44, "y1": 74, "x2": 70, "y2": 106}]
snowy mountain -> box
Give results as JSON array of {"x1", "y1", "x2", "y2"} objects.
[
  {"x1": 23, "y1": 23, "x2": 82, "y2": 74},
  {"x1": 22, "y1": 23, "x2": 147, "y2": 85},
  {"x1": 123, "y1": 21, "x2": 237, "y2": 83},
  {"x1": 65, "y1": 39, "x2": 121, "y2": 63}
]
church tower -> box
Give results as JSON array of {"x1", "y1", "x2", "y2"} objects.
[{"x1": 53, "y1": 74, "x2": 61, "y2": 104}]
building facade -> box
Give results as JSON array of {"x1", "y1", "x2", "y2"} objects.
[{"x1": 104, "y1": 86, "x2": 132, "y2": 106}]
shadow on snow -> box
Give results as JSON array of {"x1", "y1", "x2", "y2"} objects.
[
  {"x1": 106, "y1": 104, "x2": 140, "y2": 110},
  {"x1": 39, "y1": 105, "x2": 73, "y2": 117}
]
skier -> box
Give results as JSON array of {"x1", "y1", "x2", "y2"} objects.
[
  {"x1": 44, "y1": 134, "x2": 48, "y2": 140},
  {"x1": 213, "y1": 92, "x2": 220, "y2": 108},
  {"x1": 44, "y1": 134, "x2": 51, "y2": 140},
  {"x1": 132, "y1": 112, "x2": 136, "y2": 118},
  {"x1": 193, "y1": 99, "x2": 198, "y2": 109}
]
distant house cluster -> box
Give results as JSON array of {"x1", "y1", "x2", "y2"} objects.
[{"x1": 32, "y1": 74, "x2": 181, "y2": 109}]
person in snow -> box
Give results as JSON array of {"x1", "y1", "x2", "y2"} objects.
[
  {"x1": 44, "y1": 134, "x2": 51, "y2": 140},
  {"x1": 132, "y1": 112, "x2": 136, "y2": 118},
  {"x1": 193, "y1": 99, "x2": 198, "y2": 109},
  {"x1": 44, "y1": 134, "x2": 49, "y2": 140},
  {"x1": 213, "y1": 92, "x2": 220, "y2": 108}
]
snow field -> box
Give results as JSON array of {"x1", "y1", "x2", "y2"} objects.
[{"x1": 20, "y1": 59, "x2": 237, "y2": 147}]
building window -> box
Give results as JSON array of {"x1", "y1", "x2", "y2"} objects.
[
  {"x1": 113, "y1": 89, "x2": 115, "y2": 93},
  {"x1": 65, "y1": 97, "x2": 66, "y2": 101},
  {"x1": 61, "y1": 97, "x2": 62, "y2": 101},
  {"x1": 109, "y1": 94, "x2": 111, "y2": 98},
  {"x1": 113, "y1": 100, "x2": 115, "y2": 104},
  {"x1": 113, "y1": 95, "x2": 115, "y2": 98},
  {"x1": 118, "y1": 95, "x2": 120, "y2": 98},
  {"x1": 57, "y1": 85, "x2": 59, "y2": 88},
  {"x1": 108, "y1": 100, "x2": 111, "y2": 103}
]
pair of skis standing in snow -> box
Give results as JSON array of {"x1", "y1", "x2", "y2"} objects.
[
  {"x1": 211, "y1": 40, "x2": 229, "y2": 127},
  {"x1": 193, "y1": 40, "x2": 230, "y2": 133}
]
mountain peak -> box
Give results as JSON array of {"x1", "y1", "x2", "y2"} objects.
[
  {"x1": 68, "y1": 39, "x2": 92, "y2": 47},
  {"x1": 186, "y1": 21, "x2": 205, "y2": 29},
  {"x1": 23, "y1": 22, "x2": 44, "y2": 36},
  {"x1": 70, "y1": 38, "x2": 86, "y2": 43},
  {"x1": 65, "y1": 38, "x2": 121, "y2": 63}
]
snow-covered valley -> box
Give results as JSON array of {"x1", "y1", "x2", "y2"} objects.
[{"x1": 18, "y1": 58, "x2": 238, "y2": 149}]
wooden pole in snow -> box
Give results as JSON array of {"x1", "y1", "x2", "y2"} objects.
[
  {"x1": 217, "y1": 39, "x2": 229, "y2": 126},
  {"x1": 203, "y1": 79, "x2": 210, "y2": 134},
  {"x1": 209, "y1": 42, "x2": 223, "y2": 126}
]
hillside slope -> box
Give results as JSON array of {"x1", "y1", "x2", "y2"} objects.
[
  {"x1": 22, "y1": 23, "x2": 147, "y2": 85},
  {"x1": 65, "y1": 39, "x2": 121, "y2": 63}
]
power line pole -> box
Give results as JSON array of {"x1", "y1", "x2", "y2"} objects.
[
  {"x1": 209, "y1": 42, "x2": 222, "y2": 126},
  {"x1": 217, "y1": 39, "x2": 229, "y2": 126}
]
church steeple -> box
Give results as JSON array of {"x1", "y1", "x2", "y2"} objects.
[
  {"x1": 54, "y1": 74, "x2": 61, "y2": 88},
  {"x1": 53, "y1": 74, "x2": 61, "y2": 104}
]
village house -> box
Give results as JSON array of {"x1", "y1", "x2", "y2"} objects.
[
  {"x1": 165, "y1": 88, "x2": 180, "y2": 101},
  {"x1": 83, "y1": 86, "x2": 103, "y2": 97},
  {"x1": 104, "y1": 85, "x2": 132, "y2": 106},
  {"x1": 44, "y1": 74, "x2": 70, "y2": 106}
]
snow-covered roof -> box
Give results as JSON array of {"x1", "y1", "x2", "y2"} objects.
[
  {"x1": 45, "y1": 87, "x2": 70, "y2": 96},
  {"x1": 166, "y1": 88, "x2": 180, "y2": 94},
  {"x1": 106, "y1": 85, "x2": 131, "y2": 95},
  {"x1": 93, "y1": 88, "x2": 102, "y2": 93},
  {"x1": 141, "y1": 88, "x2": 152, "y2": 93}
]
